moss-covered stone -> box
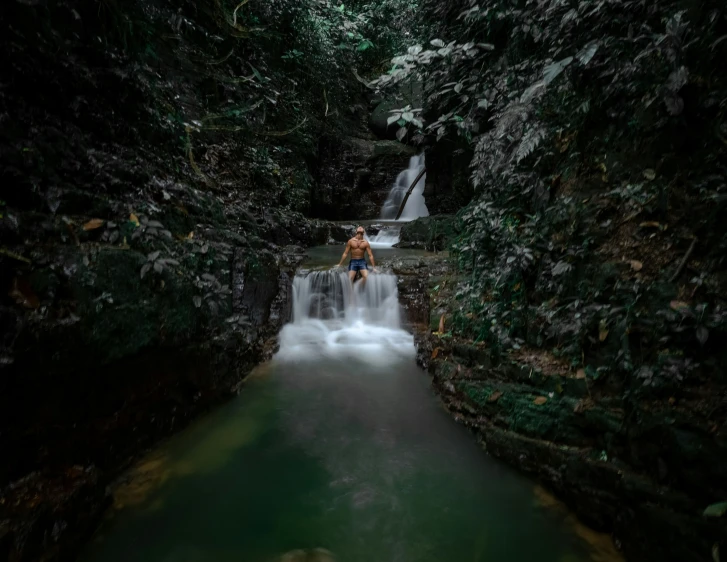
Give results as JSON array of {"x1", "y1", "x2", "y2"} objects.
[{"x1": 397, "y1": 215, "x2": 456, "y2": 250}]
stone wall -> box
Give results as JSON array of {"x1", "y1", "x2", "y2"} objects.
[{"x1": 313, "y1": 138, "x2": 416, "y2": 220}]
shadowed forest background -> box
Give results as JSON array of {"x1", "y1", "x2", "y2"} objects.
[{"x1": 0, "y1": 0, "x2": 725, "y2": 561}]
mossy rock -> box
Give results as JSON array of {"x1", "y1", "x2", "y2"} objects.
[{"x1": 397, "y1": 215, "x2": 455, "y2": 251}]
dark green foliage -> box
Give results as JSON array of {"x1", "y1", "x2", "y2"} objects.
[{"x1": 376, "y1": 0, "x2": 727, "y2": 394}]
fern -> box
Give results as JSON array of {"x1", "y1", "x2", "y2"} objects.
[{"x1": 514, "y1": 125, "x2": 546, "y2": 163}]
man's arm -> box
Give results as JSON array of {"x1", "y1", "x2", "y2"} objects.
[
  {"x1": 337, "y1": 241, "x2": 351, "y2": 267},
  {"x1": 366, "y1": 244, "x2": 376, "y2": 269}
]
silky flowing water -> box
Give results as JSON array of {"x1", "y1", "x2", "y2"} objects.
[{"x1": 79, "y1": 245, "x2": 620, "y2": 562}]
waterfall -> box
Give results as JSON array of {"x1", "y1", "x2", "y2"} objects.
[
  {"x1": 380, "y1": 153, "x2": 428, "y2": 221},
  {"x1": 365, "y1": 227, "x2": 401, "y2": 249},
  {"x1": 291, "y1": 270, "x2": 401, "y2": 328},
  {"x1": 276, "y1": 270, "x2": 413, "y2": 364}
]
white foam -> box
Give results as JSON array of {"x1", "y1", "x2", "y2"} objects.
[
  {"x1": 365, "y1": 227, "x2": 401, "y2": 248},
  {"x1": 275, "y1": 270, "x2": 415, "y2": 364}
]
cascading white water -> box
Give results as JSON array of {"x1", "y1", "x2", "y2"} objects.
[
  {"x1": 276, "y1": 270, "x2": 414, "y2": 364},
  {"x1": 276, "y1": 155, "x2": 428, "y2": 362},
  {"x1": 380, "y1": 153, "x2": 429, "y2": 222},
  {"x1": 365, "y1": 227, "x2": 401, "y2": 249}
]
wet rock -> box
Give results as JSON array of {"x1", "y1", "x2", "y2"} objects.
[
  {"x1": 397, "y1": 215, "x2": 456, "y2": 251},
  {"x1": 314, "y1": 137, "x2": 416, "y2": 220},
  {"x1": 398, "y1": 274, "x2": 428, "y2": 328},
  {"x1": 0, "y1": 468, "x2": 109, "y2": 562},
  {"x1": 381, "y1": 254, "x2": 448, "y2": 330}
]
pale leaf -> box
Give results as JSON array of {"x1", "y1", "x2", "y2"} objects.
[
  {"x1": 576, "y1": 41, "x2": 599, "y2": 66},
  {"x1": 543, "y1": 57, "x2": 573, "y2": 86},
  {"x1": 703, "y1": 502, "x2": 727, "y2": 517},
  {"x1": 696, "y1": 326, "x2": 709, "y2": 345},
  {"x1": 83, "y1": 218, "x2": 105, "y2": 231}
]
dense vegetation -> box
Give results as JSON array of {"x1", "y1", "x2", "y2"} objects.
[
  {"x1": 377, "y1": 0, "x2": 727, "y2": 381},
  {"x1": 376, "y1": 0, "x2": 727, "y2": 559},
  {"x1": 1, "y1": 0, "x2": 725, "y2": 559}
]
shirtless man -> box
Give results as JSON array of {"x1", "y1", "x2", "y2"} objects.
[{"x1": 337, "y1": 226, "x2": 377, "y2": 282}]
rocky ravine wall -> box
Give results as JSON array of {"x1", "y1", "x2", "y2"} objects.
[
  {"x1": 0, "y1": 0, "x2": 363, "y2": 559},
  {"x1": 314, "y1": 136, "x2": 416, "y2": 221},
  {"x1": 397, "y1": 219, "x2": 727, "y2": 562}
]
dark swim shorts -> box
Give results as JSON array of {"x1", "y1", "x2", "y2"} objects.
[{"x1": 348, "y1": 258, "x2": 368, "y2": 272}]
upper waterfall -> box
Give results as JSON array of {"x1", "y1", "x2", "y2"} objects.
[{"x1": 380, "y1": 153, "x2": 428, "y2": 221}]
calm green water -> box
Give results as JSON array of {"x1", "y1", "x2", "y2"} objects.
[{"x1": 80, "y1": 354, "x2": 611, "y2": 562}]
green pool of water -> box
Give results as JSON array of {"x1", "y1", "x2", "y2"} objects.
[{"x1": 80, "y1": 353, "x2": 615, "y2": 562}]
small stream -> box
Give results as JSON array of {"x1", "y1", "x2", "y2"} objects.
[{"x1": 79, "y1": 243, "x2": 619, "y2": 562}]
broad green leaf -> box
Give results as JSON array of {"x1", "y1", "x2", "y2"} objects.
[
  {"x1": 402, "y1": 112, "x2": 414, "y2": 122},
  {"x1": 576, "y1": 41, "x2": 599, "y2": 66},
  {"x1": 543, "y1": 56, "x2": 573, "y2": 85},
  {"x1": 703, "y1": 502, "x2": 727, "y2": 517},
  {"x1": 430, "y1": 39, "x2": 445, "y2": 48},
  {"x1": 387, "y1": 114, "x2": 401, "y2": 125},
  {"x1": 396, "y1": 127, "x2": 408, "y2": 141},
  {"x1": 248, "y1": 63, "x2": 264, "y2": 82}
]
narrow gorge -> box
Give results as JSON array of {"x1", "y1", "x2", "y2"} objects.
[{"x1": 1, "y1": 0, "x2": 726, "y2": 561}]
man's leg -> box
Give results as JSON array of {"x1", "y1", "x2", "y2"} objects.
[
  {"x1": 359, "y1": 268, "x2": 368, "y2": 284},
  {"x1": 348, "y1": 269, "x2": 356, "y2": 282}
]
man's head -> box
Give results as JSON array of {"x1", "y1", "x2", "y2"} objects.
[{"x1": 355, "y1": 226, "x2": 365, "y2": 238}]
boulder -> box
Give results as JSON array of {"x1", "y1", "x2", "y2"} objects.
[{"x1": 397, "y1": 215, "x2": 456, "y2": 251}]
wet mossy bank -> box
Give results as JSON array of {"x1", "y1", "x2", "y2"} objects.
[{"x1": 400, "y1": 218, "x2": 727, "y2": 562}]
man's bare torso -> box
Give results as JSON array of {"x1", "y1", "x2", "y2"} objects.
[{"x1": 347, "y1": 237, "x2": 369, "y2": 259}]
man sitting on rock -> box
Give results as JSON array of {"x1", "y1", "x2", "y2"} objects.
[{"x1": 336, "y1": 226, "x2": 377, "y2": 282}]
